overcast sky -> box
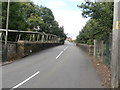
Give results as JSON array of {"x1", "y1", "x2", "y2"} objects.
[{"x1": 32, "y1": 0, "x2": 89, "y2": 39}]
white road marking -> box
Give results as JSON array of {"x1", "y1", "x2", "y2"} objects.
[
  {"x1": 64, "y1": 46, "x2": 68, "y2": 51},
  {"x1": 56, "y1": 51, "x2": 64, "y2": 59},
  {"x1": 10, "y1": 71, "x2": 40, "y2": 90},
  {"x1": 56, "y1": 47, "x2": 68, "y2": 59}
]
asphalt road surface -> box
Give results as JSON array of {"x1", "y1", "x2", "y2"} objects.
[{"x1": 2, "y1": 41, "x2": 102, "y2": 88}]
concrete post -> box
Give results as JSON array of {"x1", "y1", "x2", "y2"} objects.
[
  {"x1": 18, "y1": 34, "x2": 21, "y2": 42},
  {"x1": 111, "y1": 1, "x2": 120, "y2": 88},
  {"x1": 41, "y1": 35, "x2": 44, "y2": 43},
  {"x1": 94, "y1": 40, "x2": 96, "y2": 57},
  {"x1": 101, "y1": 40, "x2": 104, "y2": 62},
  {"x1": 37, "y1": 34, "x2": 40, "y2": 42},
  {"x1": 32, "y1": 34, "x2": 35, "y2": 41}
]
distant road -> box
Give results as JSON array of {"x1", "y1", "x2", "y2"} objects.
[{"x1": 2, "y1": 41, "x2": 102, "y2": 88}]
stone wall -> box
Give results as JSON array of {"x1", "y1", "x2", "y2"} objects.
[
  {"x1": 17, "y1": 41, "x2": 61, "y2": 57},
  {"x1": 2, "y1": 41, "x2": 62, "y2": 61},
  {"x1": 76, "y1": 43, "x2": 94, "y2": 56},
  {"x1": 2, "y1": 42, "x2": 17, "y2": 61}
]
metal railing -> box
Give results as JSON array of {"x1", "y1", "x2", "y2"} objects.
[
  {"x1": 0, "y1": 29, "x2": 60, "y2": 43},
  {"x1": 0, "y1": 29, "x2": 61, "y2": 62}
]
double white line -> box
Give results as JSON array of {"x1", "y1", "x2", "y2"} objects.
[{"x1": 56, "y1": 46, "x2": 68, "y2": 59}]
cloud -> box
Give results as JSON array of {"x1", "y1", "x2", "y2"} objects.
[
  {"x1": 33, "y1": 0, "x2": 89, "y2": 39},
  {"x1": 46, "y1": 0, "x2": 89, "y2": 38},
  {"x1": 52, "y1": 10, "x2": 89, "y2": 38}
]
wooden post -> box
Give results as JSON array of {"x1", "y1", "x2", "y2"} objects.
[{"x1": 111, "y1": 1, "x2": 120, "y2": 88}]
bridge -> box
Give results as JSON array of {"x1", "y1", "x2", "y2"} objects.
[
  {"x1": 0, "y1": 29, "x2": 63, "y2": 62},
  {"x1": 0, "y1": 29, "x2": 60, "y2": 43}
]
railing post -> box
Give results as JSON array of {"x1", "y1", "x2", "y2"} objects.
[
  {"x1": 18, "y1": 33, "x2": 21, "y2": 42},
  {"x1": 41, "y1": 34, "x2": 44, "y2": 43},
  {"x1": 37, "y1": 34, "x2": 40, "y2": 42},
  {"x1": 32, "y1": 34, "x2": 35, "y2": 41}
]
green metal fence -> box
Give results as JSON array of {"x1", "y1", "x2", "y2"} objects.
[{"x1": 94, "y1": 34, "x2": 112, "y2": 66}]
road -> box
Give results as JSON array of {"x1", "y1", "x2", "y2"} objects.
[{"x1": 2, "y1": 41, "x2": 102, "y2": 88}]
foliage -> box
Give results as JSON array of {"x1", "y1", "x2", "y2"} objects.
[
  {"x1": 2, "y1": 2, "x2": 66, "y2": 40},
  {"x1": 76, "y1": 2, "x2": 113, "y2": 45}
]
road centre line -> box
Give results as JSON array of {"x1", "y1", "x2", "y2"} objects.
[
  {"x1": 56, "y1": 47, "x2": 68, "y2": 59},
  {"x1": 56, "y1": 51, "x2": 63, "y2": 59},
  {"x1": 10, "y1": 71, "x2": 40, "y2": 90},
  {"x1": 63, "y1": 46, "x2": 68, "y2": 51}
]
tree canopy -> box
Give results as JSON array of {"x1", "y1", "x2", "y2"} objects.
[
  {"x1": 2, "y1": 2, "x2": 66, "y2": 39},
  {"x1": 76, "y1": 2, "x2": 114, "y2": 45}
]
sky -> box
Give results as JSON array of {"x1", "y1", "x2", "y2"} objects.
[{"x1": 32, "y1": 0, "x2": 90, "y2": 40}]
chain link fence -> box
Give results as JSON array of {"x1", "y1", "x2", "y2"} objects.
[{"x1": 94, "y1": 34, "x2": 112, "y2": 66}]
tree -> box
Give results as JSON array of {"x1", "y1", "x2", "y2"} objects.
[
  {"x1": 2, "y1": 2, "x2": 66, "y2": 41},
  {"x1": 76, "y1": 2, "x2": 113, "y2": 44}
]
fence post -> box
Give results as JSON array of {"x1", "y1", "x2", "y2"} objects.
[
  {"x1": 101, "y1": 40, "x2": 104, "y2": 62},
  {"x1": 94, "y1": 40, "x2": 97, "y2": 57},
  {"x1": 111, "y1": 1, "x2": 120, "y2": 88}
]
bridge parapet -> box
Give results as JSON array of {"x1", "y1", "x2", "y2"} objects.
[
  {"x1": 0, "y1": 29, "x2": 60, "y2": 43},
  {"x1": 0, "y1": 29, "x2": 62, "y2": 62}
]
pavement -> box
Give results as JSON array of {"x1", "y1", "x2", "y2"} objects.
[{"x1": 2, "y1": 41, "x2": 103, "y2": 88}]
